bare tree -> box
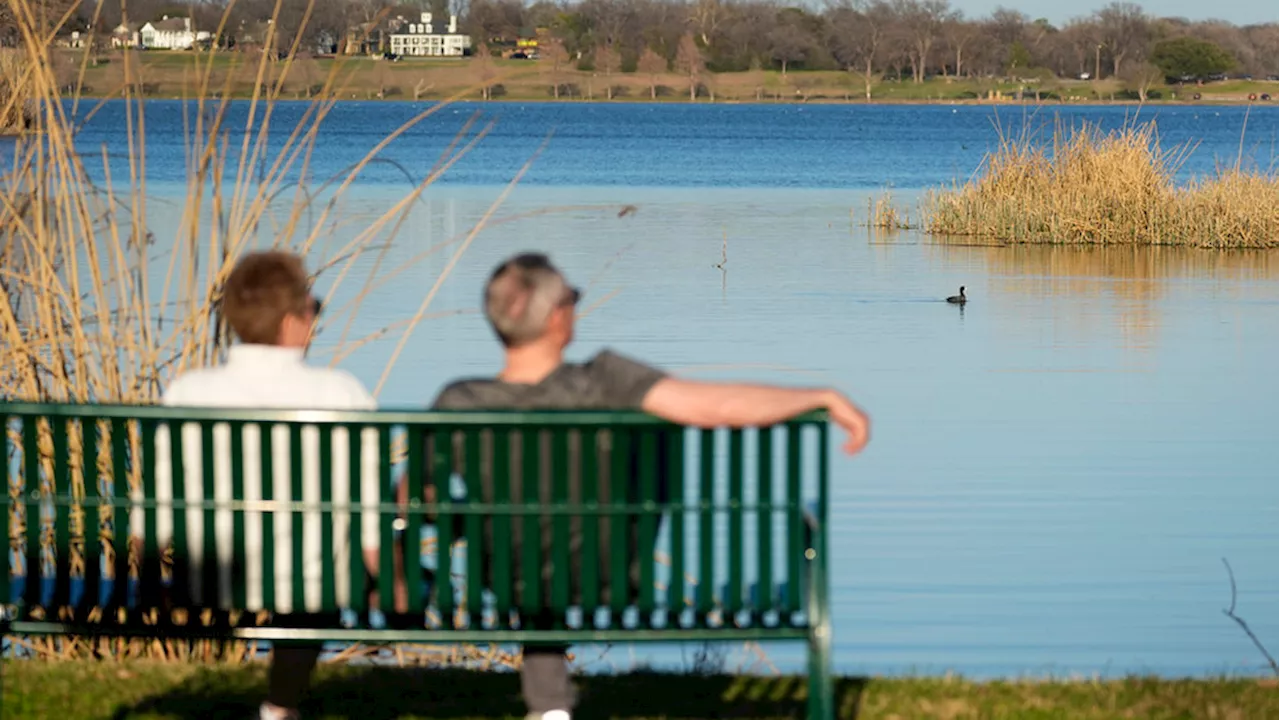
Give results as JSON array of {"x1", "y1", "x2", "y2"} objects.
[
  {"x1": 638, "y1": 45, "x2": 666, "y2": 99},
  {"x1": 542, "y1": 36, "x2": 570, "y2": 98},
  {"x1": 827, "y1": 0, "x2": 892, "y2": 99},
  {"x1": 691, "y1": 0, "x2": 726, "y2": 48},
  {"x1": 939, "y1": 14, "x2": 978, "y2": 78},
  {"x1": 473, "y1": 44, "x2": 497, "y2": 100},
  {"x1": 1095, "y1": 1, "x2": 1151, "y2": 78},
  {"x1": 767, "y1": 23, "x2": 809, "y2": 74},
  {"x1": 1242, "y1": 23, "x2": 1278, "y2": 76},
  {"x1": 891, "y1": 0, "x2": 950, "y2": 83},
  {"x1": 1120, "y1": 60, "x2": 1162, "y2": 100},
  {"x1": 675, "y1": 32, "x2": 704, "y2": 100},
  {"x1": 594, "y1": 43, "x2": 621, "y2": 98},
  {"x1": 1063, "y1": 19, "x2": 1103, "y2": 78}
]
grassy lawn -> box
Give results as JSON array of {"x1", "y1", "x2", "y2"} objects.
[{"x1": 2, "y1": 659, "x2": 1277, "y2": 719}]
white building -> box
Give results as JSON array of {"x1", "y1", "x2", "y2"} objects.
[
  {"x1": 139, "y1": 16, "x2": 210, "y2": 50},
  {"x1": 389, "y1": 13, "x2": 471, "y2": 57},
  {"x1": 112, "y1": 23, "x2": 140, "y2": 48}
]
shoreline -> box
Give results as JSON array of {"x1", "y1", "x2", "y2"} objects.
[{"x1": 42, "y1": 92, "x2": 1280, "y2": 108}]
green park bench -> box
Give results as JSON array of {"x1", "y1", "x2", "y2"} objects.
[{"x1": 1, "y1": 402, "x2": 834, "y2": 718}]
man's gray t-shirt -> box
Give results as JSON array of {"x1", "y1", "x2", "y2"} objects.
[
  {"x1": 429, "y1": 349, "x2": 666, "y2": 411},
  {"x1": 425, "y1": 349, "x2": 668, "y2": 613}
]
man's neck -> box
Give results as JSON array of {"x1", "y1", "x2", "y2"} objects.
[{"x1": 499, "y1": 343, "x2": 564, "y2": 385}]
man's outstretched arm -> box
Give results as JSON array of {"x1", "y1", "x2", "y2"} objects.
[{"x1": 640, "y1": 378, "x2": 870, "y2": 455}]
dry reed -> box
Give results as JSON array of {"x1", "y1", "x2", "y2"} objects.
[
  {"x1": 866, "y1": 191, "x2": 913, "y2": 231},
  {"x1": 923, "y1": 117, "x2": 1279, "y2": 248},
  {"x1": 1, "y1": 0, "x2": 703, "y2": 674},
  {"x1": 0, "y1": 0, "x2": 508, "y2": 667}
]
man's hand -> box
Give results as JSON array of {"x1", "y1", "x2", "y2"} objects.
[{"x1": 821, "y1": 390, "x2": 870, "y2": 455}]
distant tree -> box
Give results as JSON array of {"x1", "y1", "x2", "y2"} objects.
[
  {"x1": 1094, "y1": 1, "x2": 1150, "y2": 78},
  {"x1": 541, "y1": 36, "x2": 569, "y2": 98},
  {"x1": 637, "y1": 46, "x2": 666, "y2": 99},
  {"x1": 1121, "y1": 61, "x2": 1164, "y2": 100},
  {"x1": 766, "y1": 23, "x2": 808, "y2": 74},
  {"x1": 595, "y1": 43, "x2": 621, "y2": 98},
  {"x1": 939, "y1": 14, "x2": 979, "y2": 77},
  {"x1": 1241, "y1": 23, "x2": 1278, "y2": 76},
  {"x1": 473, "y1": 44, "x2": 497, "y2": 99},
  {"x1": 675, "y1": 32, "x2": 704, "y2": 100},
  {"x1": 1150, "y1": 36, "x2": 1236, "y2": 80},
  {"x1": 1006, "y1": 40, "x2": 1032, "y2": 73},
  {"x1": 891, "y1": 0, "x2": 951, "y2": 83}
]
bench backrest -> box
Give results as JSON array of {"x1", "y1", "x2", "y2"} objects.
[{"x1": 2, "y1": 403, "x2": 829, "y2": 634}]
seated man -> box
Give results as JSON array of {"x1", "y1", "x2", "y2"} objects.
[
  {"x1": 428, "y1": 251, "x2": 870, "y2": 720},
  {"x1": 138, "y1": 250, "x2": 395, "y2": 720}
]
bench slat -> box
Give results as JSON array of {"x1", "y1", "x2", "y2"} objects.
[
  {"x1": 288, "y1": 423, "x2": 306, "y2": 614},
  {"x1": 109, "y1": 418, "x2": 130, "y2": 611},
  {"x1": 200, "y1": 421, "x2": 219, "y2": 609},
  {"x1": 490, "y1": 428, "x2": 513, "y2": 623},
  {"x1": 607, "y1": 429, "x2": 628, "y2": 622},
  {"x1": 346, "y1": 425, "x2": 365, "y2": 614},
  {"x1": 376, "y1": 427, "x2": 393, "y2": 618},
  {"x1": 139, "y1": 420, "x2": 161, "y2": 609},
  {"x1": 758, "y1": 426, "x2": 774, "y2": 622},
  {"x1": 21, "y1": 417, "x2": 40, "y2": 611},
  {"x1": 52, "y1": 417, "x2": 71, "y2": 609},
  {"x1": 783, "y1": 422, "x2": 793, "y2": 614},
  {"x1": 550, "y1": 428, "x2": 570, "y2": 626},
  {"x1": 404, "y1": 425, "x2": 425, "y2": 615},
  {"x1": 665, "y1": 428, "x2": 685, "y2": 623},
  {"x1": 229, "y1": 423, "x2": 248, "y2": 611},
  {"x1": 82, "y1": 418, "x2": 101, "y2": 612},
  {"x1": 727, "y1": 428, "x2": 744, "y2": 620},
  {"x1": 696, "y1": 428, "x2": 714, "y2": 623},
  {"x1": 637, "y1": 429, "x2": 657, "y2": 624},
  {"x1": 579, "y1": 429, "x2": 599, "y2": 619},
  {"x1": 433, "y1": 428, "x2": 454, "y2": 627},
  {"x1": 259, "y1": 425, "x2": 276, "y2": 613},
  {"x1": 520, "y1": 428, "x2": 541, "y2": 622},
  {"x1": 463, "y1": 429, "x2": 483, "y2": 629},
  {"x1": 318, "y1": 424, "x2": 336, "y2": 613}
]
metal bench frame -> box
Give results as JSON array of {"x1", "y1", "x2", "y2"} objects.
[{"x1": 2, "y1": 403, "x2": 834, "y2": 718}]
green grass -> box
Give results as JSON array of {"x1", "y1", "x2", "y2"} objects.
[
  {"x1": 56, "y1": 49, "x2": 1280, "y2": 105},
  {"x1": 2, "y1": 659, "x2": 1276, "y2": 719}
]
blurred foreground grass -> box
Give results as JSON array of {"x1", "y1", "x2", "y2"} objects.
[{"x1": 2, "y1": 659, "x2": 1277, "y2": 719}]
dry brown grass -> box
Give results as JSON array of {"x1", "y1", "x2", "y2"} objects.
[
  {"x1": 923, "y1": 117, "x2": 1280, "y2": 248},
  {"x1": 0, "y1": 48, "x2": 31, "y2": 132},
  {"x1": 1, "y1": 0, "x2": 526, "y2": 666}
]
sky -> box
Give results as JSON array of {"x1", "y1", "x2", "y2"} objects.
[{"x1": 945, "y1": 0, "x2": 1278, "y2": 26}]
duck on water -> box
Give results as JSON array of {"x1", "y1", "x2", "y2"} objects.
[{"x1": 946, "y1": 286, "x2": 967, "y2": 304}]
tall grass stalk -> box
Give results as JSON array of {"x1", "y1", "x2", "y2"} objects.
[{"x1": 923, "y1": 118, "x2": 1279, "y2": 248}]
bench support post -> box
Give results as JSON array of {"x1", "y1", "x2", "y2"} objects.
[{"x1": 806, "y1": 523, "x2": 833, "y2": 720}]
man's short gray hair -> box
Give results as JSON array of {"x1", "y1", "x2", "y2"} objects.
[{"x1": 484, "y1": 252, "x2": 579, "y2": 347}]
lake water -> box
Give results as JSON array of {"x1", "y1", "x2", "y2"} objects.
[{"x1": 9, "y1": 101, "x2": 1280, "y2": 679}]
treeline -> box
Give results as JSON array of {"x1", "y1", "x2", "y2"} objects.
[{"x1": 8, "y1": 0, "x2": 1279, "y2": 83}]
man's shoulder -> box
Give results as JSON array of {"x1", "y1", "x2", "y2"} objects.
[
  {"x1": 160, "y1": 366, "x2": 228, "y2": 406},
  {"x1": 582, "y1": 348, "x2": 665, "y2": 378},
  {"x1": 298, "y1": 365, "x2": 377, "y2": 409},
  {"x1": 429, "y1": 376, "x2": 499, "y2": 410}
]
